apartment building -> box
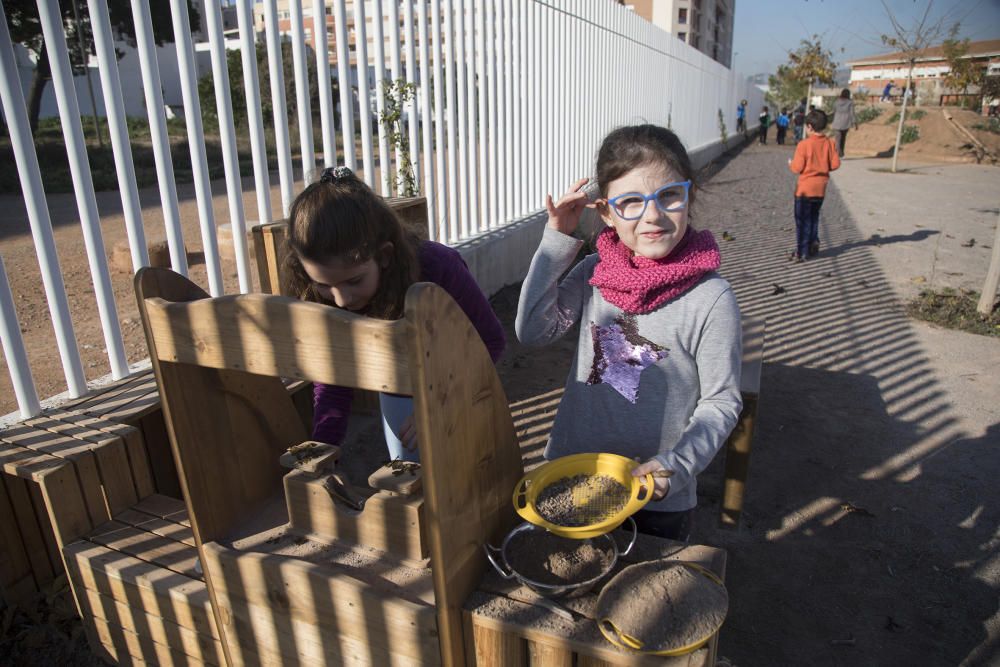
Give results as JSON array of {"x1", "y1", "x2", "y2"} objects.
[{"x1": 628, "y1": 0, "x2": 734, "y2": 68}]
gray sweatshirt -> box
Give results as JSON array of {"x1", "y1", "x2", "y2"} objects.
[
  {"x1": 831, "y1": 98, "x2": 856, "y2": 131},
  {"x1": 515, "y1": 227, "x2": 743, "y2": 511}
]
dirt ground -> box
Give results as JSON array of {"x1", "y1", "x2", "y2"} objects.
[
  {"x1": 843, "y1": 105, "x2": 1000, "y2": 164},
  {"x1": 2, "y1": 132, "x2": 999, "y2": 665}
]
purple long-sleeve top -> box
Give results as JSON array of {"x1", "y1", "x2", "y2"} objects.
[{"x1": 311, "y1": 240, "x2": 506, "y2": 445}]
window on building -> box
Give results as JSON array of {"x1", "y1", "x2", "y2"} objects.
[
  {"x1": 678, "y1": 8, "x2": 687, "y2": 24},
  {"x1": 678, "y1": 32, "x2": 686, "y2": 41}
]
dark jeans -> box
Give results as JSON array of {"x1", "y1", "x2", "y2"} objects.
[
  {"x1": 633, "y1": 508, "x2": 693, "y2": 542},
  {"x1": 759, "y1": 126, "x2": 767, "y2": 144},
  {"x1": 776, "y1": 126, "x2": 787, "y2": 144},
  {"x1": 794, "y1": 124, "x2": 804, "y2": 142},
  {"x1": 794, "y1": 196, "x2": 824, "y2": 258},
  {"x1": 834, "y1": 129, "x2": 849, "y2": 157}
]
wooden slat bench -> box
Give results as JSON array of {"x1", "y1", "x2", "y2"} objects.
[{"x1": 64, "y1": 494, "x2": 224, "y2": 666}]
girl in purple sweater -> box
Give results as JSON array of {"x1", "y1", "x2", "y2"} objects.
[{"x1": 286, "y1": 166, "x2": 505, "y2": 460}]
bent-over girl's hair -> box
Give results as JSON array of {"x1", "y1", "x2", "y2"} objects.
[
  {"x1": 596, "y1": 124, "x2": 698, "y2": 210},
  {"x1": 285, "y1": 169, "x2": 421, "y2": 320}
]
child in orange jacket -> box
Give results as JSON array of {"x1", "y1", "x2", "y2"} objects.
[{"x1": 787, "y1": 109, "x2": 840, "y2": 261}]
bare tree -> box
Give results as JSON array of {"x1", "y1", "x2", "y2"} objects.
[{"x1": 879, "y1": 0, "x2": 953, "y2": 173}]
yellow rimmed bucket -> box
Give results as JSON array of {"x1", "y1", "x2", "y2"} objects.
[
  {"x1": 596, "y1": 561, "x2": 727, "y2": 656},
  {"x1": 512, "y1": 453, "x2": 654, "y2": 539}
]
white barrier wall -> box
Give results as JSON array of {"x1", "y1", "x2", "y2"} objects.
[{"x1": 0, "y1": 0, "x2": 764, "y2": 419}]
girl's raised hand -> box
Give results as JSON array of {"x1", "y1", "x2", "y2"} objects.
[{"x1": 546, "y1": 178, "x2": 596, "y2": 237}]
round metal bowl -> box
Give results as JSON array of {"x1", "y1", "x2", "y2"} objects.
[{"x1": 484, "y1": 517, "x2": 637, "y2": 599}]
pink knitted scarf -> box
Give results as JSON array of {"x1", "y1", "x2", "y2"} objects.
[{"x1": 589, "y1": 227, "x2": 721, "y2": 314}]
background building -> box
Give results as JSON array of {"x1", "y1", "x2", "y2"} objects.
[
  {"x1": 847, "y1": 38, "x2": 1000, "y2": 104},
  {"x1": 628, "y1": 0, "x2": 734, "y2": 68}
]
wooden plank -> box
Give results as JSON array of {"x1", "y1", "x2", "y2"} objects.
[
  {"x1": 720, "y1": 393, "x2": 758, "y2": 528},
  {"x1": 133, "y1": 494, "x2": 190, "y2": 526},
  {"x1": 406, "y1": 283, "x2": 524, "y2": 667},
  {"x1": 61, "y1": 368, "x2": 153, "y2": 413},
  {"x1": 91, "y1": 614, "x2": 210, "y2": 667},
  {"x1": 114, "y1": 508, "x2": 196, "y2": 547},
  {"x1": 284, "y1": 471, "x2": 427, "y2": 561},
  {"x1": 739, "y1": 317, "x2": 765, "y2": 396},
  {"x1": 24, "y1": 414, "x2": 138, "y2": 516},
  {"x1": 34, "y1": 459, "x2": 94, "y2": 549},
  {"x1": 3, "y1": 474, "x2": 56, "y2": 587},
  {"x1": 224, "y1": 597, "x2": 432, "y2": 667},
  {"x1": 63, "y1": 540, "x2": 217, "y2": 636},
  {"x1": 75, "y1": 371, "x2": 161, "y2": 423},
  {"x1": 87, "y1": 521, "x2": 201, "y2": 580},
  {"x1": 137, "y1": 412, "x2": 181, "y2": 499},
  {"x1": 80, "y1": 588, "x2": 225, "y2": 666},
  {"x1": 473, "y1": 624, "x2": 526, "y2": 666},
  {"x1": 0, "y1": 424, "x2": 110, "y2": 526},
  {"x1": 0, "y1": 476, "x2": 37, "y2": 604},
  {"x1": 45, "y1": 409, "x2": 155, "y2": 501},
  {"x1": 143, "y1": 294, "x2": 414, "y2": 395},
  {"x1": 526, "y1": 639, "x2": 574, "y2": 667},
  {"x1": 203, "y1": 541, "x2": 441, "y2": 665},
  {"x1": 27, "y1": 482, "x2": 62, "y2": 576}
]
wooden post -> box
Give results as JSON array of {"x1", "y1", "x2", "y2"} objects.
[{"x1": 978, "y1": 207, "x2": 1000, "y2": 316}]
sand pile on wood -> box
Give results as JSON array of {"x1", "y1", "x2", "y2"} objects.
[{"x1": 505, "y1": 529, "x2": 614, "y2": 587}]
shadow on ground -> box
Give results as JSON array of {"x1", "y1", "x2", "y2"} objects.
[{"x1": 490, "y1": 143, "x2": 998, "y2": 665}]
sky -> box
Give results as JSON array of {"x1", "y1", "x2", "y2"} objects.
[{"x1": 731, "y1": 0, "x2": 1000, "y2": 77}]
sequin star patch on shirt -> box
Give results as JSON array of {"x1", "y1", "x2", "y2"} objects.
[{"x1": 587, "y1": 313, "x2": 669, "y2": 403}]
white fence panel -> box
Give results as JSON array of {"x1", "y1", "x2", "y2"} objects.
[{"x1": 1, "y1": 0, "x2": 764, "y2": 419}]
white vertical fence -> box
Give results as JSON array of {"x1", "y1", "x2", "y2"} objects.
[{"x1": 0, "y1": 0, "x2": 763, "y2": 419}]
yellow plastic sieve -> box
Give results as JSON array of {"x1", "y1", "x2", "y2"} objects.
[{"x1": 512, "y1": 453, "x2": 654, "y2": 539}]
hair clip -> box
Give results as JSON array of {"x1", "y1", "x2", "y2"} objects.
[{"x1": 319, "y1": 166, "x2": 355, "y2": 183}]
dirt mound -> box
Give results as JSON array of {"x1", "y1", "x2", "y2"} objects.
[{"x1": 845, "y1": 106, "x2": 999, "y2": 164}]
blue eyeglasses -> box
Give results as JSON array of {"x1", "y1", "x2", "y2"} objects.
[{"x1": 606, "y1": 180, "x2": 691, "y2": 220}]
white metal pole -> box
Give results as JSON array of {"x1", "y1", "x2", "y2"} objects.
[
  {"x1": 354, "y1": 0, "x2": 376, "y2": 185},
  {"x1": 314, "y1": 0, "x2": 337, "y2": 168},
  {"x1": 37, "y1": 0, "x2": 129, "y2": 378},
  {"x1": 455, "y1": 0, "x2": 471, "y2": 238},
  {"x1": 529, "y1": 0, "x2": 539, "y2": 208},
  {"x1": 0, "y1": 11, "x2": 85, "y2": 398},
  {"x1": 0, "y1": 257, "x2": 40, "y2": 418},
  {"x1": 289, "y1": 0, "x2": 316, "y2": 184},
  {"x1": 205, "y1": 0, "x2": 252, "y2": 294},
  {"x1": 87, "y1": 0, "x2": 147, "y2": 273},
  {"x1": 333, "y1": 0, "x2": 356, "y2": 170},
  {"x1": 431, "y1": 0, "x2": 448, "y2": 240},
  {"x1": 417, "y1": 0, "x2": 438, "y2": 240},
  {"x1": 403, "y1": 0, "x2": 420, "y2": 185},
  {"x1": 263, "y1": 0, "x2": 295, "y2": 216},
  {"x1": 169, "y1": 0, "x2": 224, "y2": 296},
  {"x1": 129, "y1": 0, "x2": 187, "y2": 275},
  {"x1": 544, "y1": 3, "x2": 554, "y2": 196},
  {"x1": 512, "y1": 0, "x2": 523, "y2": 217},
  {"x1": 443, "y1": 0, "x2": 459, "y2": 241},
  {"x1": 371, "y1": 0, "x2": 391, "y2": 195},
  {"x1": 387, "y1": 0, "x2": 403, "y2": 175},
  {"x1": 477, "y1": 0, "x2": 491, "y2": 231},
  {"x1": 496, "y1": 0, "x2": 508, "y2": 225},
  {"x1": 463, "y1": 0, "x2": 477, "y2": 237},
  {"x1": 236, "y1": 0, "x2": 272, "y2": 227}
]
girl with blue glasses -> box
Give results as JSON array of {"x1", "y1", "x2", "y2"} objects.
[{"x1": 516, "y1": 124, "x2": 742, "y2": 542}]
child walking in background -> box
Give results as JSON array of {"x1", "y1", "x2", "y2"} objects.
[
  {"x1": 516, "y1": 125, "x2": 743, "y2": 542},
  {"x1": 793, "y1": 98, "x2": 807, "y2": 143},
  {"x1": 787, "y1": 110, "x2": 840, "y2": 262},
  {"x1": 776, "y1": 108, "x2": 790, "y2": 145},
  {"x1": 286, "y1": 166, "x2": 505, "y2": 461},
  {"x1": 758, "y1": 106, "x2": 771, "y2": 144},
  {"x1": 736, "y1": 99, "x2": 747, "y2": 135}
]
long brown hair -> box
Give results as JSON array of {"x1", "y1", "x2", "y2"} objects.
[{"x1": 285, "y1": 169, "x2": 421, "y2": 320}]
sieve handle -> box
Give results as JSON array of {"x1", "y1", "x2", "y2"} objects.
[
  {"x1": 620, "y1": 516, "x2": 638, "y2": 557},
  {"x1": 599, "y1": 618, "x2": 645, "y2": 651},
  {"x1": 483, "y1": 543, "x2": 515, "y2": 579}
]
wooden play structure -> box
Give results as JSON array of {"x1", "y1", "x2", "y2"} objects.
[{"x1": 125, "y1": 266, "x2": 524, "y2": 665}]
